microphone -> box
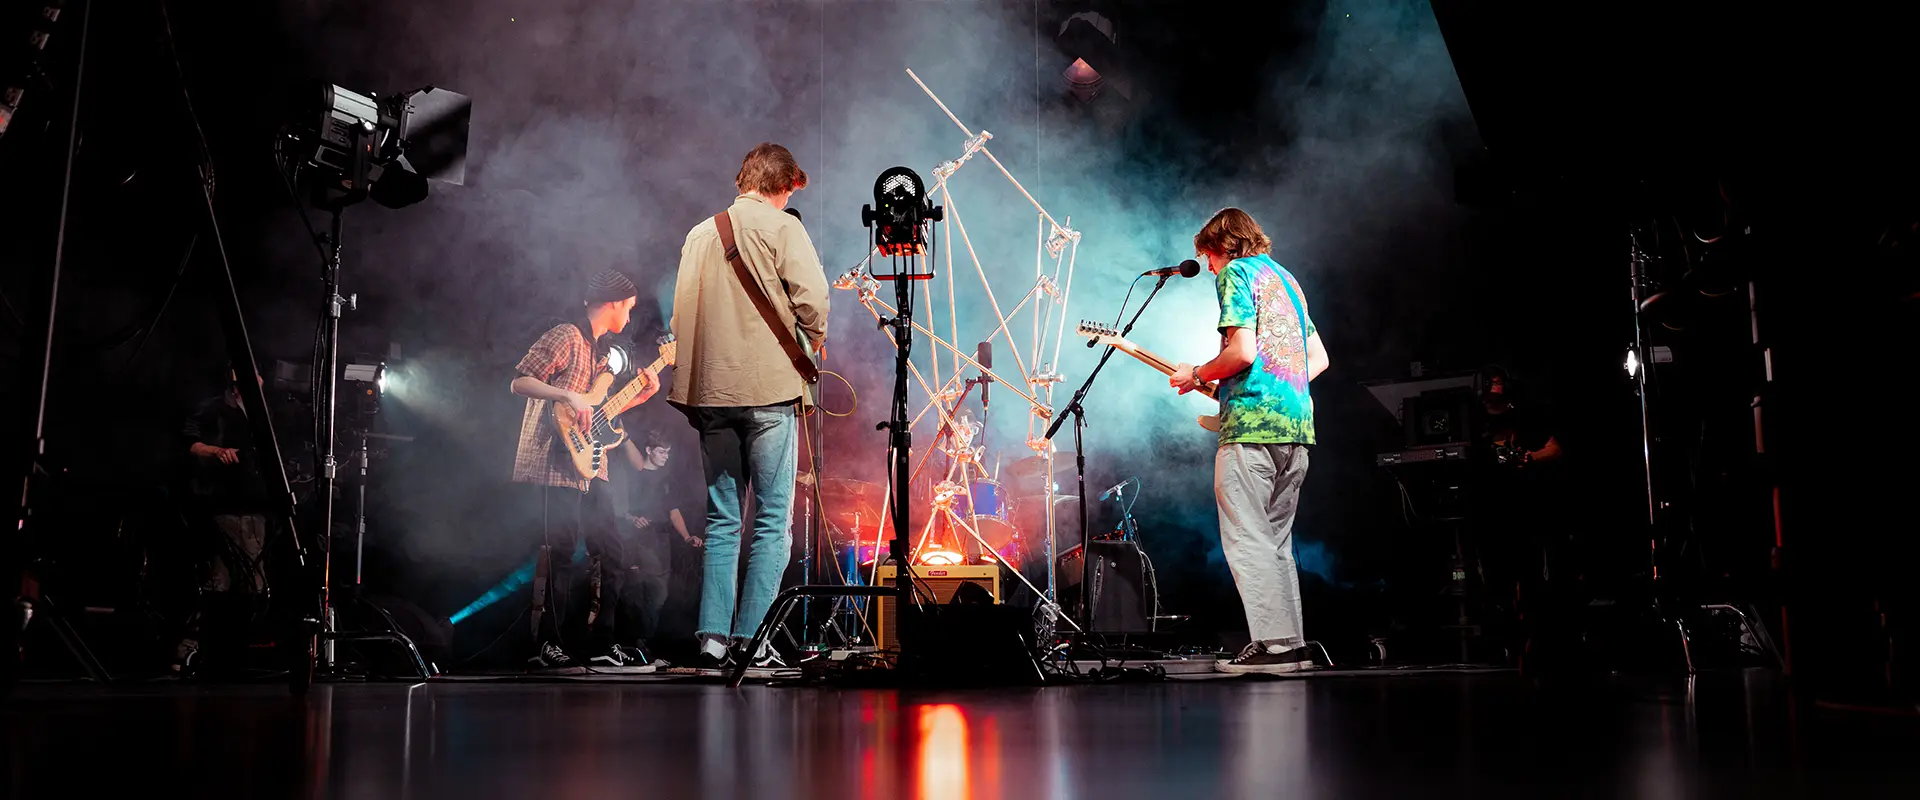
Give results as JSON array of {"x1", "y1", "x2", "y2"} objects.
[
  {"x1": 1099, "y1": 477, "x2": 1135, "y2": 501},
  {"x1": 977, "y1": 342, "x2": 992, "y2": 409},
  {"x1": 1141, "y1": 259, "x2": 1201, "y2": 278}
]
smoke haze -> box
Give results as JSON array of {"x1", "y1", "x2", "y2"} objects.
[{"x1": 244, "y1": 0, "x2": 1475, "y2": 618}]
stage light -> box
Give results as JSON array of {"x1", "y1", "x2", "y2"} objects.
[
  {"x1": 915, "y1": 546, "x2": 964, "y2": 567},
  {"x1": 343, "y1": 362, "x2": 384, "y2": 384},
  {"x1": 282, "y1": 84, "x2": 467, "y2": 210},
  {"x1": 1625, "y1": 348, "x2": 1640, "y2": 377},
  {"x1": 344, "y1": 362, "x2": 385, "y2": 416},
  {"x1": 863, "y1": 166, "x2": 942, "y2": 258},
  {"x1": 1055, "y1": 11, "x2": 1131, "y2": 102},
  {"x1": 606, "y1": 344, "x2": 628, "y2": 376}
]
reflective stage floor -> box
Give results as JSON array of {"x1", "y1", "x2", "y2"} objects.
[{"x1": 5, "y1": 669, "x2": 1917, "y2": 799}]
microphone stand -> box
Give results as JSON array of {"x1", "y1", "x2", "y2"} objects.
[{"x1": 1045, "y1": 272, "x2": 1176, "y2": 627}]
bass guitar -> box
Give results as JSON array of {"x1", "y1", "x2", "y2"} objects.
[
  {"x1": 553, "y1": 336, "x2": 678, "y2": 479},
  {"x1": 1075, "y1": 321, "x2": 1221, "y2": 432}
]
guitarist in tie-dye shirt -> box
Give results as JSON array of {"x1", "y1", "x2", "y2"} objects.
[{"x1": 1171, "y1": 207, "x2": 1330, "y2": 674}]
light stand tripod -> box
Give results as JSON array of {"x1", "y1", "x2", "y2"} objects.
[
  {"x1": 1045, "y1": 271, "x2": 1177, "y2": 627},
  {"x1": 299, "y1": 208, "x2": 431, "y2": 682}
]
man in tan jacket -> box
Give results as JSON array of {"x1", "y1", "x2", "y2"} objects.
[{"x1": 669, "y1": 142, "x2": 828, "y2": 673}]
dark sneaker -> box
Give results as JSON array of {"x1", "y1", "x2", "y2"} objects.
[
  {"x1": 527, "y1": 641, "x2": 576, "y2": 670},
  {"x1": 689, "y1": 649, "x2": 734, "y2": 677},
  {"x1": 1216, "y1": 641, "x2": 1316, "y2": 674},
  {"x1": 171, "y1": 639, "x2": 199, "y2": 679},
  {"x1": 616, "y1": 644, "x2": 665, "y2": 669},
  {"x1": 588, "y1": 646, "x2": 628, "y2": 668},
  {"x1": 590, "y1": 645, "x2": 660, "y2": 673}
]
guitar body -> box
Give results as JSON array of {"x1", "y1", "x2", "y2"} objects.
[
  {"x1": 795, "y1": 323, "x2": 821, "y2": 411},
  {"x1": 551, "y1": 338, "x2": 677, "y2": 479},
  {"x1": 552, "y1": 372, "x2": 629, "y2": 479}
]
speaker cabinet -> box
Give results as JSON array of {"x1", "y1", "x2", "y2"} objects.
[
  {"x1": 1059, "y1": 540, "x2": 1156, "y2": 634},
  {"x1": 875, "y1": 564, "x2": 999, "y2": 650}
]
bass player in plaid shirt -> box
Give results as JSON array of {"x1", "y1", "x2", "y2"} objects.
[{"x1": 510, "y1": 269, "x2": 660, "y2": 670}]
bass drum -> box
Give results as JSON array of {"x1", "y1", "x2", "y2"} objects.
[{"x1": 963, "y1": 515, "x2": 1021, "y2": 566}]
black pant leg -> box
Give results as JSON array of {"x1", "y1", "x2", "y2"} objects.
[
  {"x1": 582, "y1": 480, "x2": 625, "y2": 652},
  {"x1": 540, "y1": 485, "x2": 584, "y2": 649}
]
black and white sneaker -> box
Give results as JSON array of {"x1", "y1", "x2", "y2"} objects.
[
  {"x1": 744, "y1": 645, "x2": 799, "y2": 679},
  {"x1": 1215, "y1": 641, "x2": 1316, "y2": 674},
  {"x1": 590, "y1": 645, "x2": 659, "y2": 673},
  {"x1": 588, "y1": 646, "x2": 628, "y2": 668},
  {"x1": 527, "y1": 641, "x2": 577, "y2": 670},
  {"x1": 616, "y1": 644, "x2": 665, "y2": 669}
]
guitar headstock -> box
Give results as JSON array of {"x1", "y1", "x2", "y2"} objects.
[
  {"x1": 1076, "y1": 320, "x2": 1121, "y2": 346},
  {"x1": 656, "y1": 334, "x2": 678, "y2": 367}
]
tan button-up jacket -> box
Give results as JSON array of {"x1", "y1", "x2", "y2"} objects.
[{"x1": 668, "y1": 194, "x2": 830, "y2": 407}]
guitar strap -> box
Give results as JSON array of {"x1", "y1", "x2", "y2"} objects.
[{"x1": 714, "y1": 210, "x2": 820, "y2": 389}]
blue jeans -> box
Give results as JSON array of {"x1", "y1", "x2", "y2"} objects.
[{"x1": 678, "y1": 402, "x2": 798, "y2": 643}]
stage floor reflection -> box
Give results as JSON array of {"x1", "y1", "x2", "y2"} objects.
[{"x1": 5, "y1": 671, "x2": 1917, "y2": 799}]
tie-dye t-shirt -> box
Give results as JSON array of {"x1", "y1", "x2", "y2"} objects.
[{"x1": 1214, "y1": 254, "x2": 1316, "y2": 446}]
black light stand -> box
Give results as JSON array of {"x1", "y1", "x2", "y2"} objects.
[
  {"x1": 293, "y1": 208, "x2": 430, "y2": 685},
  {"x1": 6, "y1": 0, "x2": 109, "y2": 689},
  {"x1": 270, "y1": 79, "x2": 448, "y2": 688},
  {"x1": 1625, "y1": 227, "x2": 1703, "y2": 676},
  {"x1": 1045, "y1": 272, "x2": 1176, "y2": 628}
]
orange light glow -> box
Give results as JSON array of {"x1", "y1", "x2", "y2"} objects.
[
  {"x1": 917, "y1": 704, "x2": 969, "y2": 800},
  {"x1": 915, "y1": 546, "x2": 964, "y2": 566}
]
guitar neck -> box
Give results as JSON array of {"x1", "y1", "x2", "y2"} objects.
[
  {"x1": 603, "y1": 356, "x2": 670, "y2": 410},
  {"x1": 1108, "y1": 340, "x2": 1217, "y2": 400}
]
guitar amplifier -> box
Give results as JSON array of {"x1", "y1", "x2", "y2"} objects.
[
  {"x1": 1059, "y1": 540, "x2": 1157, "y2": 634},
  {"x1": 874, "y1": 564, "x2": 999, "y2": 650}
]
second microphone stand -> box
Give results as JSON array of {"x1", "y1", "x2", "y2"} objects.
[{"x1": 1045, "y1": 271, "x2": 1178, "y2": 628}]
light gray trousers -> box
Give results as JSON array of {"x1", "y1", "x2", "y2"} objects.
[{"x1": 1214, "y1": 442, "x2": 1310, "y2": 647}]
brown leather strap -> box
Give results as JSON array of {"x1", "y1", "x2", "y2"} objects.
[{"x1": 715, "y1": 210, "x2": 819, "y2": 384}]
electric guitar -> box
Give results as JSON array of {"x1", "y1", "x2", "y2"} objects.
[
  {"x1": 797, "y1": 323, "x2": 822, "y2": 410},
  {"x1": 553, "y1": 336, "x2": 678, "y2": 478},
  {"x1": 1075, "y1": 321, "x2": 1221, "y2": 432}
]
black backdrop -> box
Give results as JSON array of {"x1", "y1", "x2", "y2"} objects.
[{"x1": 3, "y1": 1, "x2": 1913, "y2": 691}]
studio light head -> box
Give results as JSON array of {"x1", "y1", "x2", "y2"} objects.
[
  {"x1": 343, "y1": 362, "x2": 386, "y2": 416},
  {"x1": 862, "y1": 166, "x2": 943, "y2": 257},
  {"x1": 282, "y1": 83, "x2": 470, "y2": 211}
]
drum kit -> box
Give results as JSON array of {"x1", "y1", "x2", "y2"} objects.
[{"x1": 815, "y1": 425, "x2": 1081, "y2": 580}]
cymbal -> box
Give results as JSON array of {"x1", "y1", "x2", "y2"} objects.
[
  {"x1": 1012, "y1": 493, "x2": 1080, "y2": 506},
  {"x1": 1006, "y1": 455, "x2": 1068, "y2": 483},
  {"x1": 818, "y1": 477, "x2": 885, "y2": 504},
  {"x1": 816, "y1": 478, "x2": 887, "y2": 541}
]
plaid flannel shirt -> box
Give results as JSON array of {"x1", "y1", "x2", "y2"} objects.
[{"x1": 512, "y1": 323, "x2": 606, "y2": 490}]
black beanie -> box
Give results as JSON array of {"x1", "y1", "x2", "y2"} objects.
[{"x1": 586, "y1": 269, "x2": 637, "y2": 305}]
